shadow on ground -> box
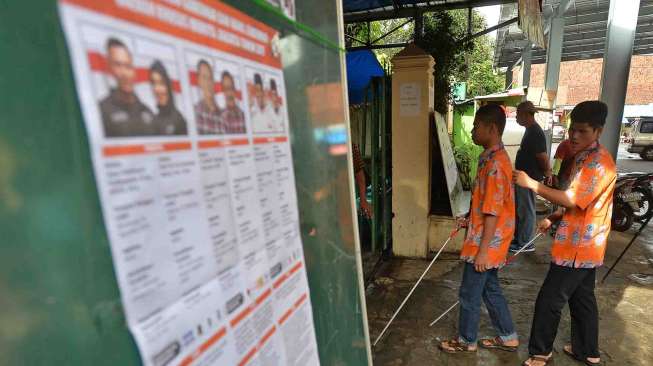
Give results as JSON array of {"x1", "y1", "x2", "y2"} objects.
[{"x1": 367, "y1": 222, "x2": 653, "y2": 365}]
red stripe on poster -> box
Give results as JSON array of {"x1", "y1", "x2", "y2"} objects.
[
  {"x1": 289, "y1": 261, "x2": 303, "y2": 275},
  {"x1": 255, "y1": 289, "x2": 271, "y2": 306},
  {"x1": 278, "y1": 307, "x2": 293, "y2": 325},
  {"x1": 62, "y1": 0, "x2": 281, "y2": 68},
  {"x1": 102, "y1": 142, "x2": 191, "y2": 156},
  {"x1": 223, "y1": 138, "x2": 249, "y2": 146},
  {"x1": 258, "y1": 325, "x2": 276, "y2": 347},
  {"x1": 272, "y1": 272, "x2": 289, "y2": 290},
  {"x1": 229, "y1": 305, "x2": 252, "y2": 328},
  {"x1": 294, "y1": 293, "x2": 308, "y2": 308},
  {"x1": 178, "y1": 327, "x2": 227, "y2": 366},
  {"x1": 252, "y1": 136, "x2": 288, "y2": 144},
  {"x1": 188, "y1": 71, "x2": 243, "y2": 99},
  {"x1": 237, "y1": 345, "x2": 258, "y2": 366},
  {"x1": 198, "y1": 140, "x2": 225, "y2": 149},
  {"x1": 87, "y1": 51, "x2": 182, "y2": 93}
]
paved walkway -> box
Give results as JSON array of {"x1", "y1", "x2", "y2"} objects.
[{"x1": 367, "y1": 223, "x2": 653, "y2": 365}]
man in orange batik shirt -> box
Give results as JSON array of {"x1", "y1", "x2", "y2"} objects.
[
  {"x1": 515, "y1": 101, "x2": 616, "y2": 366},
  {"x1": 439, "y1": 104, "x2": 518, "y2": 354}
]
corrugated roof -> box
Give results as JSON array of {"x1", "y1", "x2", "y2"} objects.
[{"x1": 495, "y1": 0, "x2": 653, "y2": 68}]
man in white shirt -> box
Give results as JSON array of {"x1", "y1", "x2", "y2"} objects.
[
  {"x1": 250, "y1": 73, "x2": 273, "y2": 133},
  {"x1": 267, "y1": 78, "x2": 285, "y2": 132}
]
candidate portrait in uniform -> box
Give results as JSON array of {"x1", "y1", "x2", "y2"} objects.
[{"x1": 99, "y1": 37, "x2": 155, "y2": 137}]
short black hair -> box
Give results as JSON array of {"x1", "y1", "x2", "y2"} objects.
[
  {"x1": 106, "y1": 37, "x2": 128, "y2": 53},
  {"x1": 253, "y1": 73, "x2": 263, "y2": 86},
  {"x1": 270, "y1": 79, "x2": 277, "y2": 91},
  {"x1": 197, "y1": 59, "x2": 212, "y2": 73},
  {"x1": 569, "y1": 100, "x2": 608, "y2": 129},
  {"x1": 221, "y1": 70, "x2": 234, "y2": 84},
  {"x1": 475, "y1": 104, "x2": 506, "y2": 135}
]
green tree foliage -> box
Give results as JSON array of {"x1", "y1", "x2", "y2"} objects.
[{"x1": 344, "y1": 10, "x2": 504, "y2": 112}]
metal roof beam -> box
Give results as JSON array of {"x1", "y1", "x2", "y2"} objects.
[
  {"x1": 347, "y1": 42, "x2": 410, "y2": 51},
  {"x1": 458, "y1": 16, "x2": 519, "y2": 44},
  {"x1": 344, "y1": 0, "x2": 517, "y2": 24}
]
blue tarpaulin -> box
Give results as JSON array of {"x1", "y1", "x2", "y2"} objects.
[
  {"x1": 346, "y1": 50, "x2": 384, "y2": 105},
  {"x1": 343, "y1": 0, "x2": 424, "y2": 13}
]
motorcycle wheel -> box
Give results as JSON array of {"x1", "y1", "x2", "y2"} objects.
[
  {"x1": 631, "y1": 187, "x2": 653, "y2": 221},
  {"x1": 612, "y1": 203, "x2": 634, "y2": 232}
]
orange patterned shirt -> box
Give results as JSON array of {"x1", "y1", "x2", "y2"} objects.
[
  {"x1": 460, "y1": 144, "x2": 516, "y2": 268},
  {"x1": 551, "y1": 142, "x2": 616, "y2": 268}
]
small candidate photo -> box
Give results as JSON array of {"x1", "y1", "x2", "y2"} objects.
[
  {"x1": 247, "y1": 70, "x2": 276, "y2": 134},
  {"x1": 215, "y1": 60, "x2": 246, "y2": 135},
  {"x1": 149, "y1": 60, "x2": 188, "y2": 135},
  {"x1": 190, "y1": 58, "x2": 222, "y2": 135},
  {"x1": 186, "y1": 53, "x2": 247, "y2": 136},
  {"x1": 83, "y1": 30, "x2": 188, "y2": 138},
  {"x1": 267, "y1": 75, "x2": 286, "y2": 133}
]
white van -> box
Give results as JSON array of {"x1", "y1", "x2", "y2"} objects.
[{"x1": 627, "y1": 118, "x2": 653, "y2": 161}]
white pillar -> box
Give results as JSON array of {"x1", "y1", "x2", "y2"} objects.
[
  {"x1": 544, "y1": 16, "x2": 564, "y2": 93},
  {"x1": 599, "y1": 0, "x2": 640, "y2": 159}
]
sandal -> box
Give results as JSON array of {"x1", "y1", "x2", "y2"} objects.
[
  {"x1": 479, "y1": 336, "x2": 518, "y2": 352},
  {"x1": 563, "y1": 345, "x2": 602, "y2": 365},
  {"x1": 438, "y1": 338, "x2": 477, "y2": 354},
  {"x1": 522, "y1": 354, "x2": 552, "y2": 366}
]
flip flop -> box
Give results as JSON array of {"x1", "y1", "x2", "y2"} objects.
[
  {"x1": 563, "y1": 345, "x2": 602, "y2": 365},
  {"x1": 479, "y1": 336, "x2": 518, "y2": 352},
  {"x1": 438, "y1": 338, "x2": 477, "y2": 354},
  {"x1": 522, "y1": 355, "x2": 552, "y2": 366}
]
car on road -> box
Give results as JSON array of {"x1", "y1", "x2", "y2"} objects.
[
  {"x1": 552, "y1": 125, "x2": 565, "y2": 142},
  {"x1": 627, "y1": 117, "x2": 653, "y2": 161}
]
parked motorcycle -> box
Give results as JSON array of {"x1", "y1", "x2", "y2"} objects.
[{"x1": 612, "y1": 172, "x2": 653, "y2": 232}]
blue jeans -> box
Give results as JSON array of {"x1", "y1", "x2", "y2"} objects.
[
  {"x1": 511, "y1": 184, "x2": 535, "y2": 251},
  {"x1": 458, "y1": 262, "x2": 518, "y2": 344}
]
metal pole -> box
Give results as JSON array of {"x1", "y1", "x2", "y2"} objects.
[
  {"x1": 601, "y1": 215, "x2": 652, "y2": 283},
  {"x1": 521, "y1": 43, "x2": 532, "y2": 89},
  {"x1": 371, "y1": 79, "x2": 379, "y2": 253},
  {"x1": 544, "y1": 16, "x2": 564, "y2": 94},
  {"x1": 373, "y1": 230, "x2": 459, "y2": 346},
  {"x1": 414, "y1": 12, "x2": 423, "y2": 45},
  {"x1": 599, "y1": 0, "x2": 640, "y2": 159},
  {"x1": 505, "y1": 65, "x2": 513, "y2": 89},
  {"x1": 379, "y1": 77, "x2": 388, "y2": 251}
]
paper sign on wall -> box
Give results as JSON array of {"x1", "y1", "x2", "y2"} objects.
[
  {"x1": 58, "y1": 1, "x2": 319, "y2": 365},
  {"x1": 399, "y1": 82, "x2": 421, "y2": 116}
]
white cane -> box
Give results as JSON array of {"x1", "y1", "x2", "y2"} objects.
[
  {"x1": 428, "y1": 232, "x2": 543, "y2": 327},
  {"x1": 372, "y1": 229, "x2": 460, "y2": 346}
]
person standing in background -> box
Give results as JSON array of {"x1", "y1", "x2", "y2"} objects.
[
  {"x1": 510, "y1": 101, "x2": 552, "y2": 253},
  {"x1": 516, "y1": 101, "x2": 615, "y2": 366}
]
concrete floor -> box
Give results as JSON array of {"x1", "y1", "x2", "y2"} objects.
[
  {"x1": 367, "y1": 226, "x2": 653, "y2": 365},
  {"x1": 366, "y1": 151, "x2": 653, "y2": 365}
]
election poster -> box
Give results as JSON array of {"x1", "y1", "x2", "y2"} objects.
[{"x1": 58, "y1": 1, "x2": 319, "y2": 365}]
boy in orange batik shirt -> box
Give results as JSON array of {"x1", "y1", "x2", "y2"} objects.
[
  {"x1": 515, "y1": 101, "x2": 615, "y2": 366},
  {"x1": 439, "y1": 104, "x2": 518, "y2": 354}
]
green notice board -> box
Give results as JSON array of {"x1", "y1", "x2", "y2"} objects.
[{"x1": 0, "y1": 1, "x2": 370, "y2": 365}]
